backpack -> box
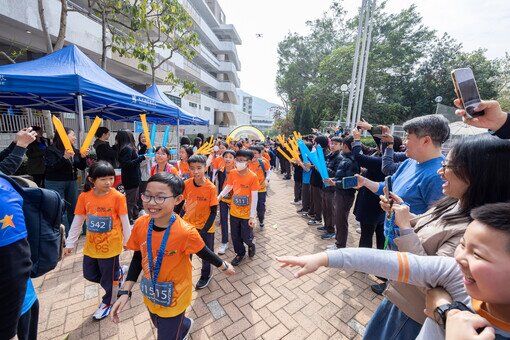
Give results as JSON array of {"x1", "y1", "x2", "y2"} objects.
[
  {"x1": 258, "y1": 158, "x2": 267, "y2": 179},
  {"x1": 0, "y1": 173, "x2": 65, "y2": 277}
]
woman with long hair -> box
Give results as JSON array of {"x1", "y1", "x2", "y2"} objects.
[
  {"x1": 115, "y1": 129, "x2": 146, "y2": 223},
  {"x1": 45, "y1": 127, "x2": 88, "y2": 235}
]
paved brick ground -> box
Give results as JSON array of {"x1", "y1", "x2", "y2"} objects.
[{"x1": 33, "y1": 174, "x2": 382, "y2": 339}]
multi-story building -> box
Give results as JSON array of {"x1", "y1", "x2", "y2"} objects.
[
  {"x1": 0, "y1": 0, "x2": 247, "y2": 135},
  {"x1": 237, "y1": 90, "x2": 277, "y2": 132}
]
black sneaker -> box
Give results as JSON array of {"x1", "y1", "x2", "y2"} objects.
[
  {"x1": 231, "y1": 255, "x2": 244, "y2": 266},
  {"x1": 248, "y1": 244, "x2": 256, "y2": 258},
  {"x1": 259, "y1": 223, "x2": 264, "y2": 229},
  {"x1": 196, "y1": 276, "x2": 212, "y2": 289},
  {"x1": 320, "y1": 232, "x2": 335, "y2": 240},
  {"x1": 317, "y1": 226, "x2": 327, "y2": 231},
  {"x1": 371, "y1": 282, "x2": 388, "y2": 295},
  {"x1": 297, "y1": 208, "x2": 308, "y2": 213}
]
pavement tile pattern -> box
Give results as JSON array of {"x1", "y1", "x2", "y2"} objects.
[{"x1": 34, "y1": 174, "x2": 383, "y2": 339}]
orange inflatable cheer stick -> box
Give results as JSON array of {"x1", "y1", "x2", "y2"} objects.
[
  {"x1": 277, "y1": 147, "x2": 293, "y2": 162},
  {"x1": 52, "y1": 115, "x2": 74, "y2": 154},
  {"x1": 140, "y1": 114, "x2": 152, "y2": 150},
  {"x1": 80, "y1": 116, "x2": 102, "y2": 157}
]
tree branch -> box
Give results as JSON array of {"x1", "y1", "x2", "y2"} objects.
[{"x1": 38, "y1": 0, "x2": 53, "y2": 54}]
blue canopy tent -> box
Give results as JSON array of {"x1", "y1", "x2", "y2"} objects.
[{"x1": 0, "y1": 45, "x2": 205, "y2": 143}]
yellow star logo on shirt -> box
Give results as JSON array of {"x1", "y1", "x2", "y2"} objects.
[{"x1": 0, "y1": 215, "x2": 15, "y2": 229}]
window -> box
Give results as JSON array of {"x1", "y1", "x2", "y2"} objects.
[
  {"x1": 189, "y1": 102, "x2": 198, "y2": 108},
  {"x1": 164, "y1": 93, "x2": 182, "y2": 107},
  {"x1": 205, "y1": 107, "x2": 211, "y2": 111}
]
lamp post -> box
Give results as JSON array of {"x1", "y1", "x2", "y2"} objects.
[
  {"x1": 340, "y1": 83, "x2": 348, "y2": 126},
  {"x1": 435, "y1": 96, "x2": 443, "y2": 114}
]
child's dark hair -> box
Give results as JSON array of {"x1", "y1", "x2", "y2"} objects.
[
  {"x1": 235, "y1": 141, "x2": 243, "y2": 149},
  {"x1": 155, "y1": 146, "x2": 171, "y2": 157},
  {"x1": 95, "y1": 127, "x2": 109, "y2": 139},
  {"x1": 331, "y1": 137, "x2": 343, "y2": 144},
  {"x1": 147, "y1": 172, "x2": 184, "y2": 196},
  {"x1": 219, "y1": 141, "x2": 228, "y2": 148},
  {"x1": 471, "y1": 202, "x2": 510, "y2": 234},
  {"x1": 180, "y1": 145, "x2": 193, "y2": 159},
  {"x1": 342, "y1": 136, "x2": 355, "y2": 151},
  {"x1": 305, "y1": 141, "x2": 313, "y2": 151},
  {"x1": 188, "y1": 154, "x2": 207, "y2": 165},
  {"x1": 249, "y1": 145, "x2": 263, "y2": 153},
  {"x1": 180, "y1": 136, "x2": 191, "y2": 146},
  {"x1": 235, "y1": 149, "x2": 254, "y2": 160},
  {"x1": 223, "y1": 150, "x2": 236, "y2": 158},
  {"x1": 84, "y1": 161, "x2": 115, "y2": 192}
]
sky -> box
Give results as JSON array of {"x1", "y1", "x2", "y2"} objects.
[{"x1": 218, "y1": 0, "x2": 510, "y2": 106}]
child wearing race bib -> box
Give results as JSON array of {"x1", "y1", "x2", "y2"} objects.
[
  {"x1": 64, "y1": 161, "x2": 131, "y2": 320},
  {"x1": 216, "y1": 150, "x2": 236, "y2": 255},
  {"x1": 111, "y1": 172, "x2": 235, "y2": 340},
  {"x1": 182, "y1": 155, "x2": 219, "y2": 290},
  {"x1": 151, "y1": 146, "x2": 178, "y2": 177},
  {"x1": 217, "y1": 150, "x2": 260, "y2": 267}
]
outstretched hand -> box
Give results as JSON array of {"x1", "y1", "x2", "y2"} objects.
[
  {"x1": 276, "y1": 253, "x2": 328, "y2": 278},
  {"x1": 454, "y1": 99, "x2": 507, "y2": 132}
]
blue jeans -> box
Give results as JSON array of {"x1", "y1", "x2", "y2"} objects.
[
  {"x1": 364, "y1": 298, "x2": 422, "y2": 340},
  {"x1": 45, "y1": 180, "x2": 78, "y2": 236},
  {"x1": 219, "y1": 201, "x2": 230, "y2": 244}
]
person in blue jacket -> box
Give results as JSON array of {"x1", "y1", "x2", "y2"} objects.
[{"x1": 0, "y1": 175, "x2": 38, "y2": 340}]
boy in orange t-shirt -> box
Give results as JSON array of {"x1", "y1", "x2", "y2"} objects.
[
  {"x1": 248, "y1": 145, "x2": 271, "y2": 229},
  {"x1": 217, "y1": 150, "x2": 259, "y2": 266},
  {"x1": 64, "y1": 161, "x2": 131, "y2": 320},
  {"x1": 111, "y1": 173, "x2": 234, "y2": 339},
  {"x1": 182, "y1": 155, "x2": 219, "y2": 289}
]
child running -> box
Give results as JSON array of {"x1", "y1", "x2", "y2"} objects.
[
  {"x1": 217, "y1": 150, "x2": 259, "y2": 266},
  {"x1": 248, "y1": 145, "x2": 271, "y2": 229},
  {"x1": 216, "y1": 150, "x2": 236, "y2": 254},
  {"x1": 111, "y1": 173, "x2": 235, "y2": 339},
  {"x1": 182, "y1": 155, "x2": 219, "y2": 289},
  {"x1": 64, "y1": 161, "x2": 131, "y2": 320},
  {"x1": 151, "y1": 146, "x2": 178, "y2": 176}
]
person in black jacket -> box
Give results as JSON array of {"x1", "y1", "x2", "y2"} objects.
[
  {"x1": 93, "y1": 127, "x2": 118, "y2": 168},
  {"x1": 307, "y1": 135, "x2": 329, "y2": 226},
  {"x1": 324, "y1": 136, "x2": 360, "y2": 249},
  {"x1": 115, "y1": 129, "x2": 146, "y2": 223},
  {"x1": 319, "y1": 137, "x2": 343, "y2": 239},
  {"x1": 0, "y1": 127, "x2": 37, "y2": 175},
  {"x1": 26, "y1": 126, "x2": 48, "y2": 187},
  {"x1": 45, "y1": 127, "x2": 88, "y2": 235}
]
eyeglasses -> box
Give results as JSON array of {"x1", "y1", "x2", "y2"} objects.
[
  {"x1": 140, "y1": 193, "x2": 176, "y2": 204},
  {"x1": 441, "y1": 161, "x2": 455, "y2": 172}
]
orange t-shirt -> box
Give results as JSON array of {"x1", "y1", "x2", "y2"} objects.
[
  {"x1": 248, "y1": 158, "x2": 270, "y2": 192},
  {"x1": 126, "y1": 214, "x2": 205, "y2": 317},
  {"x1": 226, "y1": 169, "x2": 259, "y2": 219},
  {"x1": 151, "y1": 163, "x2": 178, "y2": 176},
  {"x1": 263, "y1": 152, "x2": 271, "y2": 162},
  {"x1": 182, "y1": 178, "x2": 219, "y2": 233},
  {"x1": 178, "y1": 161, "x2": 190, "y2": 179},
  {"x1": 218, "y1": 164, "x2": 235, "y2": 204},
  {"x1": 74, "y1": 188, "x2": 128, "y2": 259},
  {"x1": 212, "y1": 156, "x2": 225, "y2": 171}
]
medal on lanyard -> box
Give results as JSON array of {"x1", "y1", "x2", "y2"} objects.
[{"x1": 147, "y1": 214, "x2": 176, "y2": 304}]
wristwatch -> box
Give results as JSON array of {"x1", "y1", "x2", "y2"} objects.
[
  {"x1": 220, "y1": 261, "x2": 229, "y2": 272},
  {"x1": 434, "y1": 301, "x2": 471, "y2": 328},
  {"x1": 117, "y1": 290, "x2": 132, "y2": 300}
]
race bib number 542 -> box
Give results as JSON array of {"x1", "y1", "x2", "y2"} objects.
[{"x1": 87, "y1": 215, "x2": 113, "y2": 233}]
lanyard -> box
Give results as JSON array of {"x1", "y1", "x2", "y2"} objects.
[{"x1": 147, "y1": 214, "x2": 176, "y2": 299}]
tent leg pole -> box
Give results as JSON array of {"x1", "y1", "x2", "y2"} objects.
[
  {"x1": 76, "y1": 94, "x2": 85, "y2": 146},
  {"x1": 176, "y1": 117, "x2": 180, "y2": 152}
]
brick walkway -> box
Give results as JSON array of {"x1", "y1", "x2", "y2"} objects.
[{"x1": 34, "y1": 174, "x2": 382, "y2": 340}]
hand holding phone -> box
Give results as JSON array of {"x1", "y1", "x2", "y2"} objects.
[
  {"x1": 384, "y1": 176, "x2": 393, "y2": 217},
  {"x1": 342, "y1": 176, "x2": 358, "y2": 189},
  {"x1": 451, "y1": 68, "x2": 485, "y2": 118}
]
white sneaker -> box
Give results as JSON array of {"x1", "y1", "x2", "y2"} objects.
[
  {"x1": 218, "y1": 243, "x2": 228, "y2": 255},
  {"x1": 356, "y1": 227, "x2": 362, "y2": 234},
  {"x1": 119, "y1": 265, "x2": 129, "y2": 288},
  {"x1": 92, "y1": 302, "x2": 112, "y2": 320},
  {"x1": 327, "y1": 244, "x2": 340, "y2": 250}
]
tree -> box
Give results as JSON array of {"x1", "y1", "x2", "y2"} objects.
[
  {"x1": 37, "y1": 0, "x2": 67, "y2": 54},
  {"x1": 114, "y1": 0, "x2": 200, "y2": 94}
]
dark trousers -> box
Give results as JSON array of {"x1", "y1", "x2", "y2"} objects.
[
  {"x1": 293, "y1": 180, "x2": 302, "y2": 202},
  {"x1": 359, "y1": 222, "x2": 385, "y2": 249},
  {"x1": 334, "y1": 192, "x2": 355, "y2": 248},
  {"x1": 149, "y1": 310, "x2": 192, "y2": 340},
  {"x1": 125, "y1": 187, "x2": 139, "y2": 222},
  {"x1": 17, "y1": 299, "x2": 39, "y2": 340},
  {"x1": 230, "y1": 216, "x2": 254, "y2": 257},
  {"x1": 199, "y1": 232, "x2": 214, "y2": 279},
  {"x1": 45, "y1": 179, "x2": 78, "y2": 235},
  {"x1": 83, "y1": 255, "x2": 120, "y2": 305},
  {"x1": 30, "y1": 174, "x2": 45, "y2": 188},
  {"x1": 219, "y1": 201, "x2": 230, "y2": 244},
  {"x1": 301, "y1": 183, "x2": 310, "y2": 211},
  {"x1": 310, "y1": 185, "x2": 323, "y2": 222},
  {"x1": 322, "y1": 190, "x2": 335, "y2": 232},
  {"x1": 257, "y1": 192, "x2": 267, "y2": 224}
]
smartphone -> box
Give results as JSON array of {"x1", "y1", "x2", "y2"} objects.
[
  {"x1": 342, "y1": 176, "x2": 358, "y2": 189},
  {"x1": 384, "y1": 176, "x2": 393, "y2": 201},
  {"x1": 451, "y1": 68, "x2": 485, "y2": 118},
  {"x1": 371, "y1": 125, "x2": 383, "y2": 137}
]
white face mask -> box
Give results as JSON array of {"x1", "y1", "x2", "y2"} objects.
[{"x1": 235, "y1": 161, "x2": 247, "y2": 170}]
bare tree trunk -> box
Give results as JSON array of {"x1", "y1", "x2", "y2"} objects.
[
  {"x1": 0, "y1": 51, "x2": 16, "y2": 64},
  {"x1": 53, "y1": 0, "x2": 67, "y2": 50},
  {"x1": 38, "y1": 0, "x2": 53, "y2": 54},
  {"x1": 151, "y1": 64, "x2": 156, "y2": 84},
  {"x1": 101, "y1": 8, "x2": 108, "y2": 69}
]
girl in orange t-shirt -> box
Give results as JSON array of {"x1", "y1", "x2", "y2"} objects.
[
  {"x1": 64, "y1": 161, "x2": 131, "y2": 321},
  {"x1": 110, "y1": 172, "x2": 235, "y2": 339},
  {"x1": 177, "y1": 145, "x2": 193, "y2": 180},
  {"x1": 150, "y1": 146, "x2": 178, "y2": 176}
]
